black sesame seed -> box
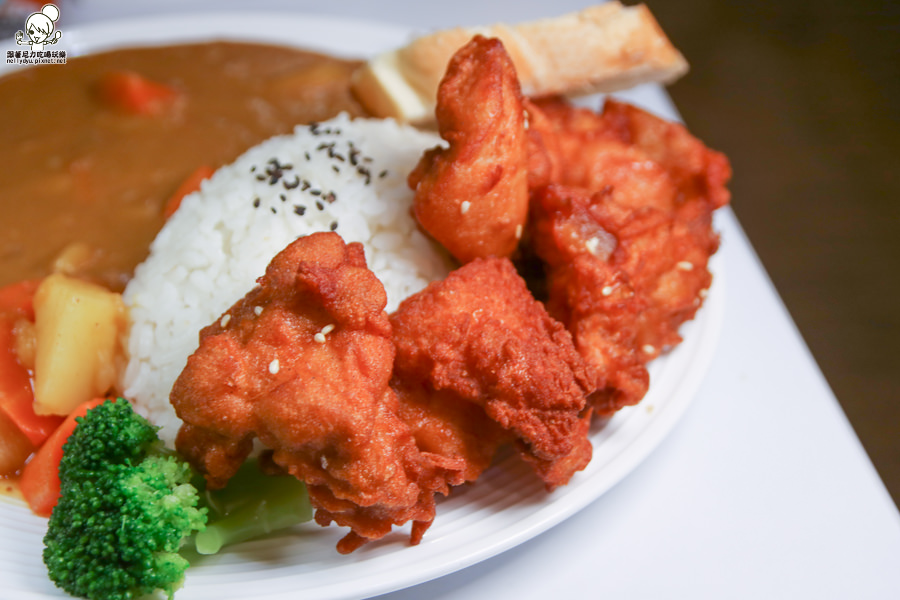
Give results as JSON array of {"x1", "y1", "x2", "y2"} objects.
[
  {"x1": 280, "y1": 194, "x2": 287, "y2": 202},
  {"x1": 270, "y1": 207, "x2": 277, "y2": 214},
  {"x1": 316, "y1": 201, "x2": 324, "y2": 211},
  {"x1": 329, "y1": 221, "x2": 338, "y2": 231},
  {"x1": 332, "y1": 165, "x2": 340, "y2": 174},
  {"x1": 253, "y1": 197, "x2": 261, "y2": 208},
  {"x1": 294, "y1": 205, "x2": 306, "y2": 216},
  {"x1": 304, "y1": 152, "x2": 311, "y2": 161},
  {"x1": 262, "y1": 158, "x2": 293, "y2": 186},
  {"x1": 300, "y1": 180, "x2": 311, "y2": 191},
  {"x1": 379, "y1": 170, "x2": 388, "y2": 178},
  {"x1": 310, "y1": 189, "x2": 321, "y2": 196}
]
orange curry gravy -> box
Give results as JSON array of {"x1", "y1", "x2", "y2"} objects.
[{"x1": 0, "y1": 41, "x2": 367, "y2": 291}]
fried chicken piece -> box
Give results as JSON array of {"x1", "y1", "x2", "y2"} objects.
[
  {"x1": 527, "y1": 96, "x2": 730, "y2": 232},
  {"x1": 527, "y1": 99, "x2": 730, "y2": 414},
  {"x1": 599, "y1": 99, "x2": 732, "y2": 217},
  {"x1": 527, "y1": 97, "x2": 670, "y2": 208},
  {"x1": 390, "y1": 257, "x2": 594, "y2": 490},
  {"x1": 171, "y1": 232, "x2": 435, "y2": 553},
  {"x1": 392, "y1": 379, "x2": 510, "y2": 494},
  {"x1": 408, "y1": 35, "x2": 529, "y2": 263},
  {"x1": 600, "y1": 193, "x2": 718, "y2": 360},
  {"x1": 531, "y1": 185, "x2": 650, "y2": 414}
]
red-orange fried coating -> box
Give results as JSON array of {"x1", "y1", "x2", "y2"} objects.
[
  {"x1": 526, "y1": 98, "x2": 731, "y2": 414},
  {"x1": 408, "y1": 35, "x2": 529, "y2": 263},
  {"x1": 390, "y1": 257, "x2": 594, "y2": 490},
  {"x1": 392, "y1": 379, "x2": 509, "y2": 494},
  {"x1": 599, "y1": 99, "x2": 732, "y2": 216},
  {"x1": 171, "y1": 232, "x2": 435, "y2": 553},
  {"x1": 526, "y1": 96, "x2": 730, "y2": 223},
  {"x1": 531, "y1": 185, "x2": 651, "y2": 414}
]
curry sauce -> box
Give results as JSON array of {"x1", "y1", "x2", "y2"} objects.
[{"x1": 0, "y1": 41, "x2": 366, "y2": 291}]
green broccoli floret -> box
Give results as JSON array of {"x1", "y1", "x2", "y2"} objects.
[{"x1": 42, "y1": 398, "x2": 207, "y2": 600}]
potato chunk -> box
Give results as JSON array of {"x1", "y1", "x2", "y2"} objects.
[{"x1": 32, "y1": 274, "x2": 125, "y2": 416}]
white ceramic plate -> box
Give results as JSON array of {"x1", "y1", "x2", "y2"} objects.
[{"x1": 0, "y1": 13, "x2": 726, "y2": 600}]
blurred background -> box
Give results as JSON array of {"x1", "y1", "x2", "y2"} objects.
[{"x1": 652, "y1": 0, "x2": 899, "y2": 506}]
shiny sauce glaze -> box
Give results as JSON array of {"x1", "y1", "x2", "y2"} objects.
[{"x1": 0, "y1": 41, "x2": 366, "y2": 291}]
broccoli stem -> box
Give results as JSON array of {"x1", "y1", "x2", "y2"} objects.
[{"x1": 194, "y1": 459, "x2": 312, "y2": 555}]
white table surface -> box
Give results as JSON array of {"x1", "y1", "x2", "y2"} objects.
[{"x1": 15, "y1": 0, "x2": 900, "y2": 598}]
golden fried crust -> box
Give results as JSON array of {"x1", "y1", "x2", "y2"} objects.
[
  {"x1": 390, "y1": 257, "x2": 594, "y2": 489},
  {"x1": 171, "y1": 232, "x2": 435, "y2": 552},
  {"x1": 392, "y1": 379, "x2": 510, "y2": 494},
  {"x1": 408, "y1": 36, "x2": 529, "y2": 263},
  {"x1": 516, "y1": 407, "x2": 593, "y2": 490},
  {"x1": 526, "y1": 98, "x2": 730, "y2": 414},
  {"x1": 599, "y1": 99, "x2": 732, "y2": 214},
  {"x1": 531, "y1": 185, "x2": 650, "y2": 413}
]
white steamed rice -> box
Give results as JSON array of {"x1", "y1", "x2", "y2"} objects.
[{"x1": 122, "y1": 113, "x2": 450, "y2": 444}]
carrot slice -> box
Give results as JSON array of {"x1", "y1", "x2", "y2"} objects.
[
  {"x1": 163, "y1": 165, "x2": 215, "y2": 219},
  {"x1": 0, "y1": 278, "x2": 41, "y2": 320},
  {"x1": 0, "y1": 318, "x2": 63, "y2": 446},
  {"x1": 97, "y1": 70, "x2": 180, "y2": 116},
  {"x1": 0, "y1": 408, "x2": 33, "y2": 477},
  {"x1": 0, "y1": 280, "x2": 62, "y2": 446},
  {"x1": 19, "y1": 397, "x2": 106, "y2": 517}
]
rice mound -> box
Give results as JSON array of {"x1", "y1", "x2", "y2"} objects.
[{"x1": 122, "y1": 114, "x2": 450, "y2": 444}]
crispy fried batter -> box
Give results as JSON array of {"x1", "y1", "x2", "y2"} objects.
[
  {"x1": 527, "y1": 96, "x2": 730, "y2": 224},
  {"x1": 171, "y1": 232, "x2": 435, "y2": 553},
  {"x1": 390, "y1": 257, "x2": 594, "y2": 490},
  {"x1": 531, "y1": 185, "x2": 651, "y2": 413},
  {"x1": 408, "y1": 35, "x2": 529, "y2": 263},
  {"x1": 525, "y1": 97, "x2": 681, "y2": 214},
  {"x1": 392, "y1": 379, "x2": 510, "y2": 494},
  {"x1": 599, "y1": 99, "x2": 732, "y2": 216},
  {"x1": 526, "y1": 98, "x2": 731, "y2": 414}
]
